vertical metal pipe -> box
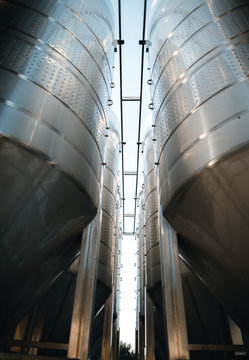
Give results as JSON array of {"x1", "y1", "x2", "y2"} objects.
[
  {"x1": 139, "y1": 316, "x2": 145, "y2": 360},
  {"x1": 101, "y1": 293, "x2": 114, "y2": 359},
  {"x1": 28, "y1": 307, "x2": 46, "y2": 356},
  {"x1": 67, "y1": 205, "x2": 102, "y2": 360},
  {"x1": 145, "y1": 289, "x2": 155, "y2": 360},
  {"x1": 111, "y1": 316, "x2": 118, "y2": 360},
  {"x1": 11, "y1": 315, "x2": 29, "y2": 353},
  {"x1": 138, "y1": 192, "x2": 145, "y2": 360},
  {"x1": 158, "y1": 207, "x2": 189, "y2": 360}
]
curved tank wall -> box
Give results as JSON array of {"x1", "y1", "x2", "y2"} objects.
[
  {"x1": 111, "y1": 193, "x2": 121, "y2": 360},
  {"x1": 138, "y1": 191, "x2": 145, "y2": 321},
  {"x1": 148, "y1": 0, "x2": 249, "y2": 332},
  {"x1": 116, "y1": 225, "x2": 122, "y2": 331},
  {"x1": 113, "y1": 192, "x2": 121, "y2": 318},
  {"x1": 137, "y1": 191, "x2": 146, "y2": 360},
  {"x1": 96, "y1": 115, "x2": 120, "y2": 311},
  {"x1": 0, "y1": 0, "x2": 115, "y2": 335},
  {"x1": 143, "y1": 131, "x2": 161, "y2": 307}
]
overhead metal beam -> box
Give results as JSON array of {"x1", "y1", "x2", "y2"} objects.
[
  {"x1": 133, "y1": 0, "x2": 148, "y2": 234},
  {"x1": 124, "y1": 171, "x2": 137, "y2": 176},
  {"x1": 122, "y1": 97, "x2": 140, "y2": 101},
  {"x1": 101, "y1": 293, "x2": 114, "y2": 359},
  {"x1": 117, "y1": 0, "x2": 125, "y2": 231}
]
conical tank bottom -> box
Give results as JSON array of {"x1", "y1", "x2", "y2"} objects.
[
  {"x1": 0, "y1": 139, "x2": 96, "y2": 335},
  {"x1": 165, "y1": 145, "x2": 249, "y2": 334}
]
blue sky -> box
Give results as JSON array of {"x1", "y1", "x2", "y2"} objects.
[{"x1": 110, "y1": 0, "x2": 153, "y2": 349}]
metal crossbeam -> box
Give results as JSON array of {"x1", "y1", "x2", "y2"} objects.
[
  {"x1": 0, "y1": 340, "x2": 68, "y2": 351},
  {"x1": 189, "y1": 344, "x2": 249, "y2": 352},
  {"x1": 122, "y1": 97, "x2": 140, "y2": 101},
  {"x1": 124, "y1": 171, "x2": 137, "y2": 176},
  {"x1": 133, "y1": 0, "x2": 147, "y2": 234}
]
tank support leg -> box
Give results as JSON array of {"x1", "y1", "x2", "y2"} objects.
[
  {"x1": 101, "y1": 292, "x2": 114, "y2": 359},
  {"x1": 68, "y1": 207, "x2": 102, "y2": 360},
  {"x1": 145, "y1": 288, "x2": 155, "y2": 360},
  {"x1": 139, "y1": 313, "x2": 145, "y2": 360},
  {"x1": 159, "y1": 207, "x2": 189, "y2": 360}
]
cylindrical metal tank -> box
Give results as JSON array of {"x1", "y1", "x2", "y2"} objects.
[
  {"x1": 148, "y1": 0, "x2": 249, "y2": 331},
  {"x1": 0, "y1": 0, "x2": 115, "y2": 334},
  {"x1": 137, "y1": 191, "x2": 145, "y2": 360},
  {"x1": 111, "y1": 193, "x2": 121, "y2": 360},
  {"x1": 117, "y1": 229, "x2": 122, "y2": 324},
  {"x1": 136, "y1": 229, "x2": 140, "y2": 335},
  {"x1": 138, "y1": 191, "x2": 145, "y2": 323},
  {"x1": 143, "y1": 130, "x2": 161, "y2": 307},
  {"x1": 143, "y1": 131, "x2": 167, "y2": 360},
  {"x1": 113, "y1": 191, "x2": 121, "y2": 318},
  {"x1": 96, "y1": 114, "x2": 120, "y2": 311}
]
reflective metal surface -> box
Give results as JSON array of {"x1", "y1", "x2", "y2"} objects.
[
  {"x1": 159, "y1": 213, "x2": 189, "y2": 360},
  {"x1": 143, "y1": 131, "x2": 161, "y2": 305},
  {"x1": 68, "y1": 209, "x2": 102, "y2": 360},
  {"x1": 145, "y1": 292, "x2": 155, "y2": 360},
  {"x1": 111, "y1": 193, "x2": 121, "y2": 360},
  {"x1": 101, "y1": 293, "x2": 113, "y2": 360},
  {"x1": 136, "y1": 191, "x2": 146, "y2": 360},
  {"x1": 0, "y1": 0, "x2": 115, "y2": 335},
  {"x1": 96, "y1": 114, "x2": 120, "y2": 310},
  {"x1": 179, "y1": 259, "x2": 234, "y2": 353},
  {"x1": 148, "y1": 0, "x2": 249, "y2": 332}
]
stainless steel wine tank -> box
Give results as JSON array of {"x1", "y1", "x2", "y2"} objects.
[{"x1": 148, "y1": 0, "x2": 249, "y2": 332}]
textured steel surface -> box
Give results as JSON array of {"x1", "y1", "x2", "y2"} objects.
[
  {"x1": 136, "y1": 191, "x2": 146, "y2": 359},
  {"x1": 148, "y1": 0, "x2": 249, "y2": 332},
  {"x1": 98, "y1": 118, "x2": 120, "y2": 302},
  {"x1": 0, "y1": 0, "x2": 115, "y2": 335},
  {"x1": 143, "y1": 131, "x2": 161, "y2": 294},
  {"x1": 113, "y1": 192, "x2": 121, "y2": 319},
  {"x1": 158, "y1": 213, "x2": 189, "y2": 360},
  {"x1": 138, "y1": 192, "x2": 145, "y2": 318}
]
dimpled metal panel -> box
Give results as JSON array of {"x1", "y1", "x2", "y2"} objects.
[
  {"x1": 144, "y1": 170, "x2": 157, "y2": 200},
  {"x1": 143, "y1": 131, "x2": 158, "y2": 228},
  {"x1": 148, "y1": 0, "x2": 249, "y2": 332},
  {"x1": 143, "y1": 135, "x2": 156, "y2": 177},
  {"x1": 138, "y1": 192, "x2": 145, "y2": 317},
  {"x1": 103, "y1": 168, "x2": 118, "y2": 198},
  {"x1": 113, "y1": 193, "x2": 121, "y2": 318},
  {"x1": 102, "y1": 188, "x2": 117, "y2": 222},
  {"x1": 105, "y1": 129, "x2": 120, "y2": 176},
  {"x1": 98, "y1": 213, "x2": 115, "y2": 289},
  {"x1": 98, "y1": 123, "x2": 120, "y2": 301},
  {"x1": 145, "y1": 189, "x2": 158, "y2": 225},
  {"x1": 0, "y1": 6, "x2": 109, "y2": 155},
  {"x1": 0, "y1": 0, "x2": 115, "y2": 335},
  {"x1": 143, "y1": 131, "x2": 160, "y2": 291},
  {"x1": 149, "y1": 0, "x2": 249, "y2": 164},
  {"x1": 145, "y1": 213, "x2": 159, "y2": 253}
]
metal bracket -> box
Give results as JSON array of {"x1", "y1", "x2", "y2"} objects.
[
  {"x1": 139, "y1": 40, "x2": 152, "y2": 52},
  {"x1": 112, "y1": 39, "x2": 125, "y2": 52}
]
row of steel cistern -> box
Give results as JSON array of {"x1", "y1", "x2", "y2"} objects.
[
  {"x1": 1, "y1": 0, "x2": 249, "y2": 359},
  {"x1": 0, "y1": 0, "x2": 121, "y2": 358}
]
